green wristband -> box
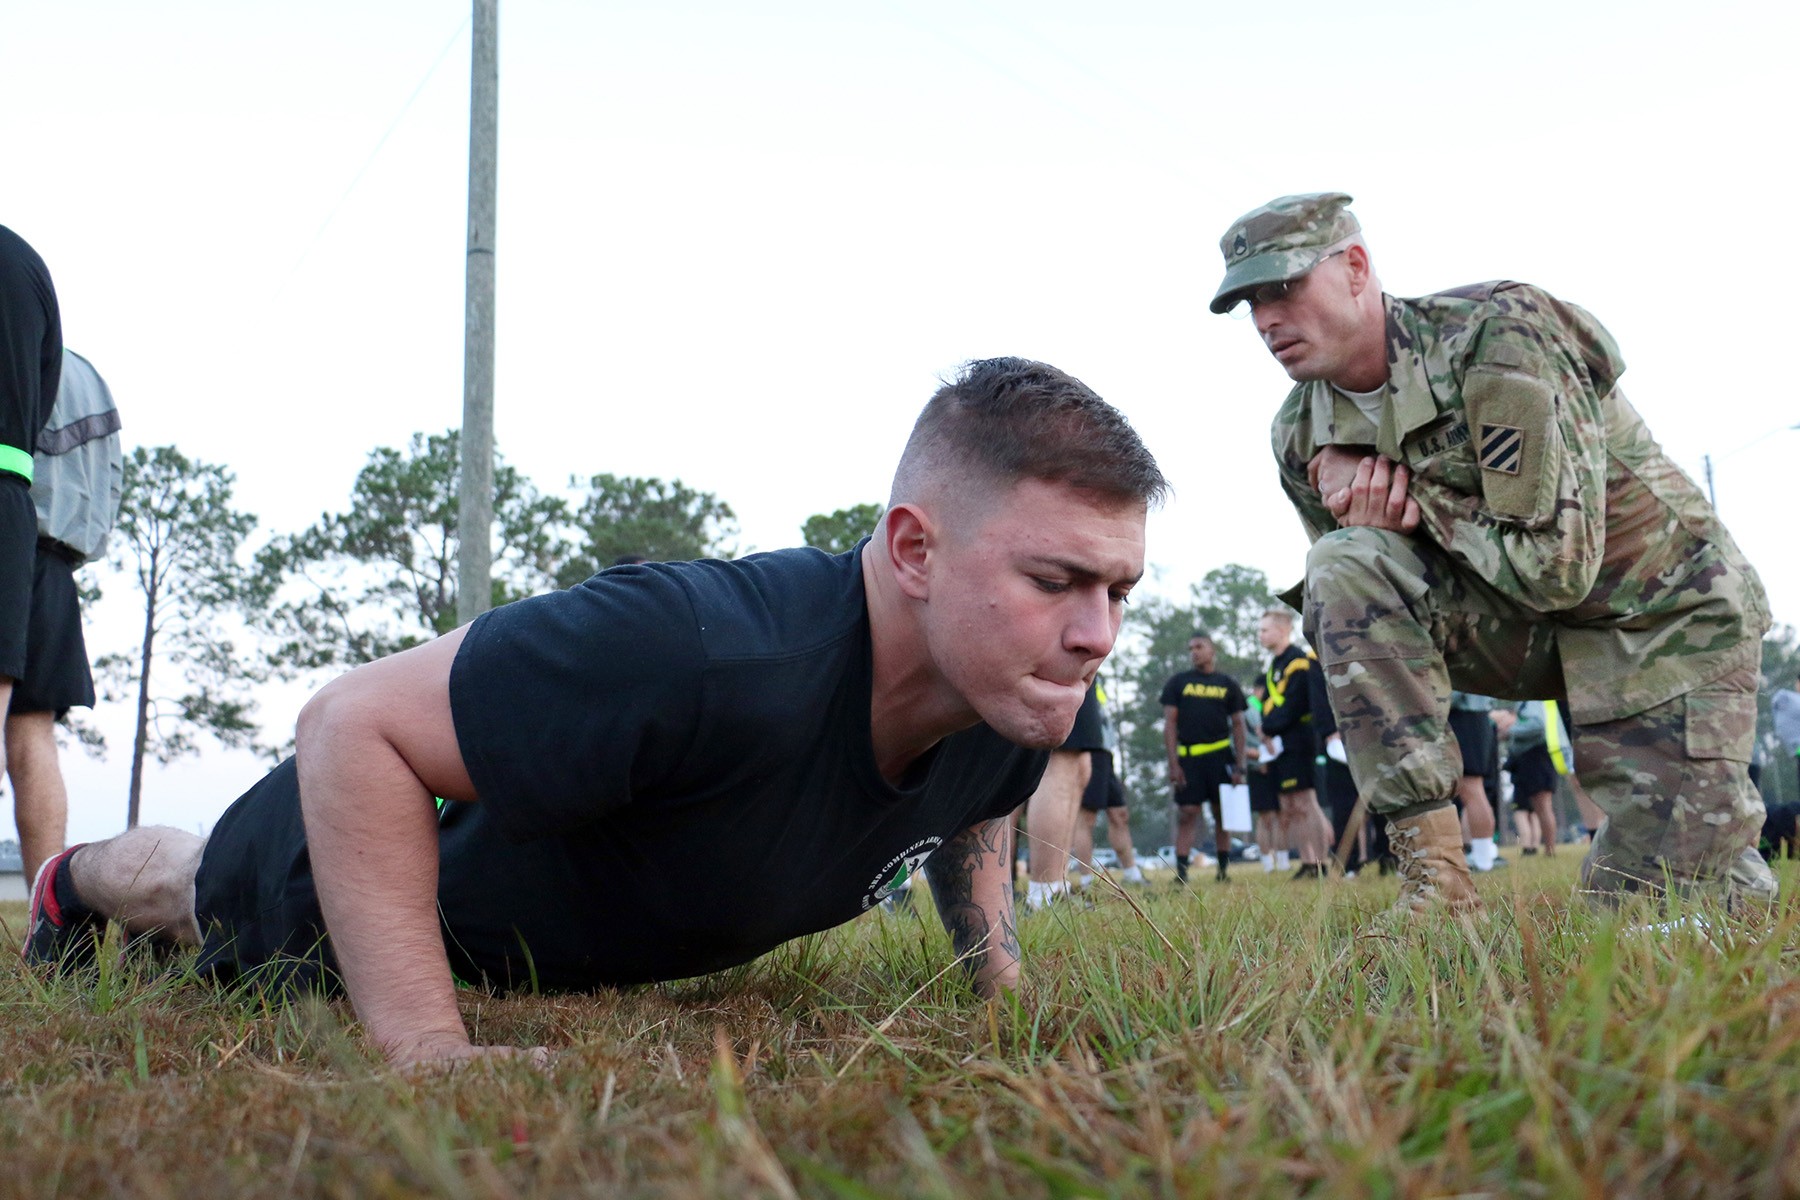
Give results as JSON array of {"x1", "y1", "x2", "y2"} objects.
[{"x1": 0, "y1": 444, "x2": 32, "y2": 483}]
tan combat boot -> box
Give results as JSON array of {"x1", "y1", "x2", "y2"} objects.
[{"x1": 1387, "y1": 805, "x2": 1483, "y2": 914}]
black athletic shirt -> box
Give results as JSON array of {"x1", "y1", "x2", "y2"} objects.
[
  {"x1": 1260, "y1": 644, "x2": 1316, "y2": 737},
  {"x1": 1, "y1": 227, "x2": 62, "y2": 680},
  {"x1": 0, "y1": 225, "x2": 61, "y2": 456},
  {"x1": 438, "y1": 544, "x2": 1048, "y2": 990},
  {"x1": 1158, "y1": 669, "x2": 1246, "y2": 748}
]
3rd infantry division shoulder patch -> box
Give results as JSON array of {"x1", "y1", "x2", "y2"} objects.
[{"x1": 1479, "y1": 424, "x2": 1523, "y2": 474}]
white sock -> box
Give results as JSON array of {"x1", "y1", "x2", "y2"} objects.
[
  {"x1": 1121, "y1": 865, "x2": 1144, "y2": 883},
  {"x1": 1275, "y1": 850, "x2": 1291, "y2": 870},
  {"x1": 1076, "y1": 872, "x2": 1094, "y2": 889},
  {"x1": 1469, "y1": 837, "x2": 1496, "y2": 870},
  {"x1": 1026, "y1": 880, "x2": 1067, "y2": 910},
  {"x1": 1261, "y1": 854, "x2": 1275, "y2": 872}
]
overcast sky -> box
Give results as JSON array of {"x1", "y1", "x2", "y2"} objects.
[{"x1": 4, "y1": 0, "x2": 1794, "y2": 843}]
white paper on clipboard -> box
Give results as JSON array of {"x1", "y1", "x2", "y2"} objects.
[{"x1": 1219, "y1": 783, "x2": 1252, "y2": 834}]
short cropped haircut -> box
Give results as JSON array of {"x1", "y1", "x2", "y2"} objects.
[
  {"x1": 1261, "y1": 606, "x2": 1294, "y2": 627},
  {"x1": 890, "y1": 357, "x2": 1167, "y2": 509}
]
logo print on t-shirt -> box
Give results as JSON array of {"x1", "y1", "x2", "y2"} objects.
[{"x1": 862, "y1": 837, "x2": 942, "y2": 910}]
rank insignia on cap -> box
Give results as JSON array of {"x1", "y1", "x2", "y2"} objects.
[
  {"x1": 1232, "y1": 232, "x2": 1248, "y2": 257},
  {"x1": 1479, "y1": 424, "x2": 1523, "y2": 474}
]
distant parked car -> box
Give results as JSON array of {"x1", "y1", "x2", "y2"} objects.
[
  {"x1": 1226, "y1": 837, "x2": 1260, "y2": 862},
  {"x1": 1067, "y1": 847, "x2": 1121, "y2": 873}
]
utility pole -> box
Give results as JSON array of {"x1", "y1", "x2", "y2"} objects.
[
  {"x1": 1703, "y1": 423, "x2": 1799, "y2": 513},
  {"x1": 456, "y1": 0, "x2": 498, "y2": 625}
]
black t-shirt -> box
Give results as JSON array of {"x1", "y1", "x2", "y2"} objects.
[
  {"x1": 439, "y1": 544, "x2": 1048, "y2": 990},
  {"x1": 1158, "y1": 669, "x2": 1246, "y2": 748},
  {"x1": 1059, "y1": 681, "x2": 1106, "y2": 751},
  {"x1": 0, "y1": 225, "x2": 62, "y2": 455},
  {"x1": 1260, "y1": 644, "x2": 1316, "y2": 736},
  {"x1": 1, "y1": 226, "x2": 62, "y2": 677}
]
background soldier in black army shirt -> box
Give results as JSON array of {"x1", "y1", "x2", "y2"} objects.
[{"x1": 1160, "y1": 632, "x2": 1246, "y2": 882}]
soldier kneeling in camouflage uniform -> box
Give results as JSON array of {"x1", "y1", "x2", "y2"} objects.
[{"x1": 1209, "y1": 192, "x2": 1776, "y2": 914}]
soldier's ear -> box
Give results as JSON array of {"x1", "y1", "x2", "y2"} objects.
[
  {"x1": 883, "y1": 502, "x2": 934, "y2": 601},
  {"x1": 1344, "y1": 244, "x2": 1373, "y2": 295}
]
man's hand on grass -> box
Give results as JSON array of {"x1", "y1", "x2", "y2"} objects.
[{"x1": 386, "y1": 1030, "x2": 552, "y2": 1073}]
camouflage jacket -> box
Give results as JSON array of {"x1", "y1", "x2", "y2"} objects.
[{"x1": 1272, "y1": 283, "x2": 1769, "y2": 724}]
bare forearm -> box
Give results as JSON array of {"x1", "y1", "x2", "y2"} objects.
[
  {"x1": 1163, "y1": 708, "x2": 1184, "y2": 787},
  {"x1": 924, "y1": 818, "x2": 1020, "y2": 996},
  {"x1": 297, "y1": 691, "x2": 466, "y2": 1061}
]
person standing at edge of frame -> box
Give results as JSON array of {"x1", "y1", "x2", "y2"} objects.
[
  {"x1": 0, "y1": 225, "x2": 63, "y2": 826},
  {"x1": 6, "y1": 349, "x2": 121, "y2": 883}
]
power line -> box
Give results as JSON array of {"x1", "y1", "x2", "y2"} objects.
[{"x1": 273, "y1": 13, "x2": 472, "y2": 299}]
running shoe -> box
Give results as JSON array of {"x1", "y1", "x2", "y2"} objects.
[{"x1": 22, "y1": 844, "x2": 104, "y2": 971}]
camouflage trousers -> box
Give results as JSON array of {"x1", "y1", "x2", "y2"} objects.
[{"x1": 1304, "y1": 526, "x2": 1776, "y2": 904}]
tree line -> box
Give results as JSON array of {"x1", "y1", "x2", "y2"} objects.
[{"x1": 89, "y1": 433, "x2": 882, "y2": 825}]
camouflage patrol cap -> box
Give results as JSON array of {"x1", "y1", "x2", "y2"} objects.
[{"x1": 1209, "y1": 192, "x2": 1360, "y2": 315}]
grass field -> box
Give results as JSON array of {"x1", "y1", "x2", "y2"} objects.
[{"x1": 3, "y1": 854, "x2": 1799, "y2": 1198}]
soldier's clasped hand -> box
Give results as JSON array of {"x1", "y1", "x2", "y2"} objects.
[{"x1": 1325, "y1": 454, "x2": 1421, "y2": 533}]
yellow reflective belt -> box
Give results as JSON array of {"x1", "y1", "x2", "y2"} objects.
[
  {"x1": 1177, "y1": 738, "x2": 1231, "y2": 757},
  {"x1": 0, "y1": 444, "x2": 32, "y2": 483},
  {"x1": 1544, "y1": 700, "x2": 1570, "y2": 774}
]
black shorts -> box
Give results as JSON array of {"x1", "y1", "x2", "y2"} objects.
[
  {"x1": 1174, "y1": 752, "x2": 1230, "y2": 811},
  {"x1": 193, "y1": 759, "x2": 584, "y2": 997},
  {"x1": 0, "y1": 484, "x2": 35, "y2": 680},
  {"x1": 1321, "y1": 759, "x2": 1357, "y2": 817},
  {"x1": 1270, "y1": 725, "x2": 1315, "y2": 794},
  {"x1": 1248, "y1": 765, "x2": 1281, "y2": 813},
  {"x1": 1448, "y1": 709, "x2": 1495, "y2": 778},
  {"x1": 1081, "y1": 749, "x2": 1126, "y2": 811},
  {"x1": 6, "y1": 543, "x2": 94, "y2": 717},
  {"x1": 1506, "y1": 743, "x2": 1558, "y2": 805}
]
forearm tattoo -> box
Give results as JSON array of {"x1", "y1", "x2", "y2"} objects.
[{"x1": 923, "y1": 817, "x2": 1019, "y2": 990}]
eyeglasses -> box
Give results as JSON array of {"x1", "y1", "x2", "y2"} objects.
[{"x1": 1228, "y1": 249, "x2": 1347, "y2": 317}]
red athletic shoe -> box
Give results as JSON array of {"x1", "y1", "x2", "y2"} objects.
[{"x1": 22, "y1": 844, "x2": 104, "y2": 971}]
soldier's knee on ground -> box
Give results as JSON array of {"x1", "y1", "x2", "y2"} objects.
[{"x1": 1574, "y1": 679, "x2": 1775, "y2": 906}]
